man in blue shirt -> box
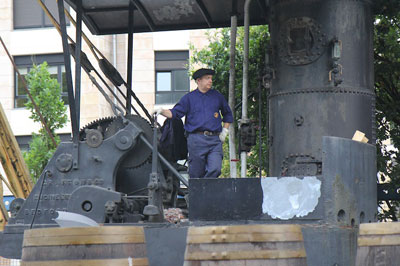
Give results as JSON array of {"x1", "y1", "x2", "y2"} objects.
[{"x1": 155, "y1": 68, "x2": 233, "y2": 178}]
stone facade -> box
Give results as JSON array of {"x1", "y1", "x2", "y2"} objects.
[{"x1": 0, "y1": 1, "x2": 209, "y2": 136}]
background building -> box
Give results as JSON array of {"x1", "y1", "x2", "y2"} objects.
[
  {"x1": 0, "y1": 3, "x2": 209, "y2": 264},
  {"x1": 0, "y1": 0, "x2": 209, "y2": 148}
]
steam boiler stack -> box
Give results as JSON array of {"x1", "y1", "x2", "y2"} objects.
[
  {"x1": 269, "y1": 0, "x2": 374, "y2": 177},
  {"x1": 191, "y1": 0, "x2": 377, "y2": 228},
  {"x1": 264, "y1": 1, "x2": 377, "y2": 264}
]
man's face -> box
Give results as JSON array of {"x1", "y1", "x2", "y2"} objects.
[{"x1": 197, "y1": 75, "x2": 213, "y2": 90}]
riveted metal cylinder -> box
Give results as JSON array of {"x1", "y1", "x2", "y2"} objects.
[{"x1": 268, "y1": 0, "x2": 374, "y2": 176}]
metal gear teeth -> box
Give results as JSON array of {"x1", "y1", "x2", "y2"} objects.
[{"x1": 79, "y1": 116, "x2": 117, "y2": 141}]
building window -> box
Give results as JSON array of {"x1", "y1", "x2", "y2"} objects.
[
  {"x1": 155, "y1": 51, "x2": 190, "y2": 105},
  {"x1": 16, "y1": 133, "x2": 71, "y2": 152},
  {"x1": 14, "y1": 54, "x2": 68, "y2": 108},
  {"x1": 13, "y1": 0, "x2": 68, "y2": 29}
]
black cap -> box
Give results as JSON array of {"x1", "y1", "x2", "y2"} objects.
[{"x1": 192, "y1": 68, "x2": 215, "y2": 80}]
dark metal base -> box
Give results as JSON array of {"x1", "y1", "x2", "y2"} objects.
[{"x1": 189, "y1": 136, "x2": 377, "y2": 226}]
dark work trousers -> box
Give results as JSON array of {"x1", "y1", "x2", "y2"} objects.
[{"x1": 187, "y1": 133, "x2": 223, "y2": 178}]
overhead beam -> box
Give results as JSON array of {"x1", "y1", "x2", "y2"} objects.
[
  {"x1": 83, "y1": 6, "x2": 132, "y2": 13},
  {"x1": 132, "y1": 0, "x2": 156, "y2": 32},
  {"x1": 195, "y1": 0, "x2": 213, "y2": 28}
]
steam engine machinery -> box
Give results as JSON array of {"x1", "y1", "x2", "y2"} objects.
[{"x1": 0, "y1": 0, "x2": 390, "y2": 265}]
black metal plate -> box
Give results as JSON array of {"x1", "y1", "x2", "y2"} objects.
[{"x1": 189, "y1": 178, "x2": 263, "y2": 221}]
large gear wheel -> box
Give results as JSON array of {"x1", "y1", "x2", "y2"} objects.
[
  {"x1": 105, "y1": 114, "x2": 153, "y2": 168},
  {"x1": 79, "y1": 116, "x2": 116, "y2": 141}
]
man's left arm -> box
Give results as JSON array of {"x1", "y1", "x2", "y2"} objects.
[
  {"x1": 219, "y1": 95, "x2": 233, "y2": 142},
  {"x1": 220, "y1": 94, "x2": 234, "y2": 124}
]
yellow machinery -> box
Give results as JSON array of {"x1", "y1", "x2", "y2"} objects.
[{"x1": 0, "y1": 103, "x2": 33, "y2": 230}]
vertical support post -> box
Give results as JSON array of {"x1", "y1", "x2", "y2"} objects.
[
  {"x1": 229, "y1": 0, "x2": 238, "y2": 178},
  {"x1": 112, "y1": 35, "x2": 118, "y2": 105},
  {"x1": 74, "y1": 0, "x2": 82, "y2": 129},
  {"x1": 258, "y1": 84, "x2": 262, "y2": 178},
  {"x1": 240, "y1": 0, "x2": 253, "y2": 177},
  {"x1": 58, "y1": 0, "x2": 79, "y2": 169},
  {"x1": 57, "y1": 0, "x2": 78, "y2": 142},
  {"x1": 126, "y1": 0, "x2": 134, "y2": 114}
]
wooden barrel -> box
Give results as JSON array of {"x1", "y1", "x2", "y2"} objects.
[
  {"x1": 21, "y1": 226, "x2": 149, "y2": 266},
  {"x1": 184, "y1": 224, "x2": 306, "y2": 266},
  {"x1": 357, "y1": 222, "x2": 400, "y2": 266}
]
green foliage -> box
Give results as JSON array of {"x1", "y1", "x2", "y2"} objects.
[
  {"x1": 24, "y1": 62, "x2": 68, "y2": 133},
  {"x1": 374, "y1": 9, "x2": 400, "y2": 221},
  {"x1": 190, "y1": 26, "x2": 270, "y2": 177},
  {"x1": 23, "y1": 62, "x2": 68, "y2": 183},
  {"x1": 23, "y1": 133, "x2": 60, "y2": 183}
]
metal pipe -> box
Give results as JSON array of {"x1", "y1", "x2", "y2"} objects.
[
  {"x1": 151, "y1": 116, "x2": 158, "y2": 173},
  {"x1": 38, "y1": 0, "x2": 129, "y2": 114},
  {"x1": 240, "y1": 0, "x2": 253, "y2": 177},
  {"x1": 228, "y1": 1, "x2": 238, "y2": 178},
  {"x1": 140, "y1": 135, "x2": 189, "y2": 187},
  {"x1": 74, "y1": 0, "x2": 82, "y2": 130},
  {"x1": 57, "y1": 0, "x2": 78, "y2": 143},
  {"x1": 64, "y1": 6, "x2": 153, "y2": 123},
  {"x1": 126, "y1": 1, "x2": 134, "y2": 113},
  {"x1": 112, "y1": 34, "x2": 117, "y2": 105}
]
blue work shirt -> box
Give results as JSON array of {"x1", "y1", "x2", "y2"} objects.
[{"x1": 170, "y1": 88, "x2": 233, "y2": 133}]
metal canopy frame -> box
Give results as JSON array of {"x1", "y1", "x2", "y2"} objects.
[
  {"x1": 58, "y1": 0, "x2": 269, "y2": 139},
  {"x1": 55, "y1": 0, "x2": 271, "y2": 181},
  {"x1": 64, "y1": 0, "x2": 268, "y2": 35},
  {"x1": 55, "y1": 0, "x2": 269, "y2": 179}
]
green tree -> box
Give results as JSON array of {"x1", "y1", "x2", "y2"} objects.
[
  {"x1": 23, "y1": 62, "x2": 68, "y2": 183},
  {"x1": 373, "y1": 2, "x2": 400, "y2": 221},
  {"x1": 190, "y1": 26, "x2": 270, "y2": 177}
]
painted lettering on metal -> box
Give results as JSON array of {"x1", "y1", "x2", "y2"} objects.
[
  {"x1": 33, "y1": 194, "x2": 71, "y2": 201},
  {"x1": 61, "y1": 178, "x2": 104, "y2": 186},
  {"x1": 24, "y1": 208, "x2": 67, "y2": 216}
]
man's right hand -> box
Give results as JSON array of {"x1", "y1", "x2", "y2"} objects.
[
  {"x1": 152, "y1": 108, "x2": 163, "y2": 116},
  {"x1": 219, "y1": 128, "x2": 229, "y2": 142}
]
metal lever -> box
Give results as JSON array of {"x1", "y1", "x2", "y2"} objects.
[{"x1": 143, "y1": 114, "x2": 164, "y2": 222}]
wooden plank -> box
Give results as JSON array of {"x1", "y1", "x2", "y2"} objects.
[
  {"x1": 23, "y1": 226, "x2": 146, "y2": 247},
  {"x1": 185, "y1": 249, "x2": 306, "y2": 261},
  {"x1": 0, "y1": 179, "x2": 8, "y2": 231},
  {"x1": 187, "y1": 232, "x2": 303, "y2": 244},
  {"x1": 21, "y1": 258, "x2": 149, "y2": 266},
  {"x1": 188, "y1": 224, "x2": 303, "y2": 236},
  {"x1": 352, "y1": 130, "x2": 368, "y2": 143},
  {"x1": 358, "y1": 235, "x2": 400, "y2": 247},
  {"x1": 356, "y1": 246, "x2": 400, "y2": 266},
  {"x1": 24, "y1": 226, "x2": 145, "y2": 237},
  {"x1": 23, "y1": 234, "x2": 145, "y2": 247},
  {"x1": 184, "y1": 259, "x2": 307, "y2": 266},
  {"x1": 359, "y1": 222, "x2": 400, "y2": 235},
  {"x1": 0, "y1": 102, "x2": 32, "y2": 198}
]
